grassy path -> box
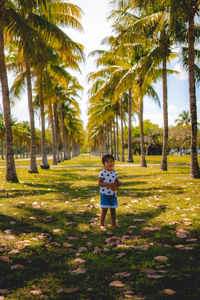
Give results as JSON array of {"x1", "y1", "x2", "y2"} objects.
[{"x1": 0, "y1": 155, "x2": 200, "y2": 299}]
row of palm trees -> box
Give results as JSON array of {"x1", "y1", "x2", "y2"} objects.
[
  {"x1": 87, "y1": 0, "x2": 200, "y2": 178},
  {"x1": 0, "y1": 0, "x2": 84, "y2": 182}
]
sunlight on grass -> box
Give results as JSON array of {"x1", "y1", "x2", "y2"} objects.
[{"x1": 0, "y1": 155, "x2": 199, "y2": 299}]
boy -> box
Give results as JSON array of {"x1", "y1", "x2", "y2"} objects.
[{"x1": 98, "y1": 154, "x2": 121, "y2": 230}]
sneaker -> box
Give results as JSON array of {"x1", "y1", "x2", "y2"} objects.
[{"x1": 100, "y1": 226, "x2": 106, "y2": 230}]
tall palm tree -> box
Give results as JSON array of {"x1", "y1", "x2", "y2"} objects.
[
  {"x1": 170, "y1": 0, "x2": 200, "y2": 178},
  {"x1": 0, "y1": 20, "x2": 18, "y2": 181}
]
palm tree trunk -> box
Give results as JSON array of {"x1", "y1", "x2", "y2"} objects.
[
  {"x1": 116, "y1": 113, "x2": 120, "y2": 161},
  {"x1": 38, "y1": 74, "x2": 49, "y2": 169},
  {"x1": 1, "y1": 139, "x2": 4, "y2": 160},
  {"x1": 120, "y1": 97, "x2": 125, "y2": 162},
  {"x1": 24, "y1": 52, "x2": 38, "y2": 173},
  {"x1": 127, "y1": 89, "x2": 133, "y2": 162},
  {"x1": 0, "y1": 25, "x2": 18, "y2": 182},
  {"x1": 113, "y1": 118, "x2": 116, "y2": 160},
  {"x1": 139, "y1": 97, "x2": 147, "y2": 167},
  {"x1": 110, "y1": 124, "x2": 113, "y2": 155},
  {"x1": 65, "y1": 129, "x2": 71, "y2": 159},
  {"x1": 59, "y1": 103, "x2": 67, "y2": 160},
  {"x1": 49, "y1": 104, "x2": 57, "y2": 165},
  {"x1": 161, "y1": 56, "x2": 168, "y2": 171},
  {"x1": 188, "y1": 11, "x2": 200, "y2": 178},
  {"x1": 53, "y1": 103, "x2": 61, "y2": 162}
]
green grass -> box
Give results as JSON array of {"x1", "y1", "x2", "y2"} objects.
[{"x1": 0, "y1": 155, "x2": 200, "y2": 299}]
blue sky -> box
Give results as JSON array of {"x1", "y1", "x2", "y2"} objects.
[{"x1": 11, "y1": 0, "x2": 199, "y2": 129}]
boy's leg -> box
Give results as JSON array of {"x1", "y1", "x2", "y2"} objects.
[
  {"x1": 100, "y1": 208, "x2": 108, "y2": 226},
  {"x1": 110, "y1": 208, "x2": 116, "y2": 226}
]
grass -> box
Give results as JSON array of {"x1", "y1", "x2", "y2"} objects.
[{"x1": 0, "y1": 155, "x2": 200, "y2": 299}]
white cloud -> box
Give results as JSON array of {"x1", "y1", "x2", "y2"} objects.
[{"x1": 173, "y1": 63, "x2": 188, "y2": 81}]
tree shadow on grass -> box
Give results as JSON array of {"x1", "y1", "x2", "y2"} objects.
[{"x1": 0, "y1": 203, "x2": 200, "y2": 299}]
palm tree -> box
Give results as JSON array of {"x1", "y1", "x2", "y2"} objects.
[
  {"x1": 170, "y1": 0, "x2": 200, "y2": 178},
  {"x1": 175, "y1": 111, "x2": 191, "y2": 126},
  {"x1": 0, "y1": 19, "x2": 18, "y2": 182}
]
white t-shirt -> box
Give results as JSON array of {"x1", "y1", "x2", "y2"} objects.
[{"x1": 98, "y1": 169, "x2": 118, "y2": 196}]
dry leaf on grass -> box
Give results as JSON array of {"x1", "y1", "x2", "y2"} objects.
[
  {"x1": 78, "y1": 247, "x2": 87, "y2": 253},
  {"x1": 8, "y1": 250, "x2": 20, "y2": 255},
  {"x1": 0, "y1": 256, "x2": 11, "y2": 263},
  {"x1": 53, "y1": 229, "x2": 62, "y2": 233},
  {"x1": 162, "y1": 289, "x2": 176, "y2": 295},
  {"x1": 183, "y1": 222, "x2": 192, "y2": 226},
  {"x1": 63, "y1": 243, "x2": 73, "y2": 248},
  {"x1": 65, "y1": 222, "x2": 75, "y2": 226},
  {"x1": 109, "y1": 281, "x2": 125, "y2": 287},
  {"x1": 30, "y1": 290, "x2": 43, "y2": 296},
  {"x1": 116, "y1": 252, "x2": 126, "y2": 259},
  {"x1": 74, "y1": 258, "x2": 86, "y2": 264},
  {"x1": 133, "y1": 218, "x2": 146, "y2": 222},
  {"x1": 71, "y1": 268, "x2": 86, "y2": 275},
  {"x1": 146, "y1": 274, "x2": 163, "y2": 279},
  {"x1": 154, "y1": 256, "x2": 168, "y2": 262},
  {"x1": 67, "y1": 236, "x2": 78, "y2": 240},
  {"x1": 56, "y1": 288, "x2": 79, "y2": 294},
  {"x1": 0, "y1": 290, "x2": 10, "y2": 295},
  {"x1": 114, "y1": 272, "x2": 131, "y2": 278},
  {"x1": 11, "y1": 264, "x2": 25, "y2": 270}
]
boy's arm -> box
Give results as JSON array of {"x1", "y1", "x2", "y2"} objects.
[{"x1": 98, "y1": 177, "x2": 116, "y2": 188}]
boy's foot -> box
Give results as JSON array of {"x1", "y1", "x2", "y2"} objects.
[{"x1": 100, "y1": 226, "x2": 106, "y2": 230}]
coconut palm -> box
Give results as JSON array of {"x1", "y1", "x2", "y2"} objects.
[
  {"x1": 0, "y1": 3, "x2": 18, "y2": 182},
  {"x1": 170, "y1": 0, "x2": 200, "y2": 178},
  {"x1": 110, "y1": 0, "x2": 178, "y2": 170},
  {"x1": 175, "y1": 111, "x2": 191, "y2": 127}
]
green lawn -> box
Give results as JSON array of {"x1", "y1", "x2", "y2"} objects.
[{"x1": 0, "y1": 155, "x2": 200, "y2": 299}]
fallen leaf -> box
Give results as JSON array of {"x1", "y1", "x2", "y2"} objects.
[
  {"x1": 154, "y1": 256, "x2": 168, "y2": 262},
  {"x1": 0, "y1": 256, "x2": 11, "y2": 263},
  {"x1": 186, "y1": 238, "x2": 197, "y2": 242},
  {"x1": 8, "y1": 250, "x2": 20, "y2": 255},
  {"x1": 0, "y1": 290, "x2": 9, "y2": 295},
  {"x1": 109, "y1": 281, "x2": 125, "y2": 287},
  {"x1": 114, "y1": 272, "x2": 131, "y2": 278},
  {"x1": 143, "y1": 226, "x2": 161, "y2": 231},
  {"x1": 56, "y1": 288, "x2": 79, "y2": 294},
  {"x1": 65, "y1": 222, "x2": 74, "y2": 226},
  {"x1": 146, "y1": 274, "x2": 163, "y2": 279},
  {"x1": 116, "y1": 252, "x2": 126, "y2": 259},
  {"x1": 30, "y1": 290, "x2": 43, "y2": 296},
  {"x1": 71, "y1": 268, "x2": 86, "y2": 275},
  {"x1": 183, "y1": 222, "x2": 192, "y2": 226},
  {"x1": 74, "y1": 258, "x2": 86, "y2": 264},
  {"x1": 162, "y1": 289, "x2": 176, "y2": 295},
  {"x1": 67, "y1": 236, "x2": 78, "y2": 240},
  {"x1": 63, "y1": 243, "x2": 73, "y2": 248},
  {"x1": 11, "y1": 264, "x2": 25, "y2": 270},
  {"x1": 141, "y1": 268, "x2": 156, "y2": 274},
  {"x1": 53, "y1": 229, "x2": 62, "y2": 233},
  {"x1": 133, "y1": 218, "x2": 146, "y2": 222},
  {"x1": 63, "y1": 288, "x2": 79, "y2": 293},
  {"x1": 78, "y1": 247, "x2": 87, "y2": 253}
]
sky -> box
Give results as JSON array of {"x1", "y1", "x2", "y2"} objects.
[{"x1": 10, "y1": 0, "x2": 200, "y2": 129}]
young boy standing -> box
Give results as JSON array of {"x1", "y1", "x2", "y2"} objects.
[{"x1": 98, "y1": 154, "x2": 121, "y2": 230}]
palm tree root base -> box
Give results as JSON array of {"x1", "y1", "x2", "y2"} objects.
[{"x1": 40, "y1": 164, "x2": 50, "y2": 169}]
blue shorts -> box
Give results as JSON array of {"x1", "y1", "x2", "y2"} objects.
[{"x1": 100, "y1": 193, "x2": 118, "y2": 208}]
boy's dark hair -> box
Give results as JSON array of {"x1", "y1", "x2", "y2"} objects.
[{"x1": 102, "y1": 154, "x2": 114, "y2": 165}]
